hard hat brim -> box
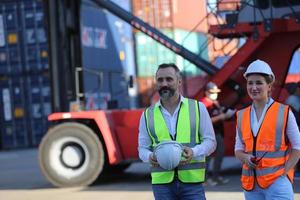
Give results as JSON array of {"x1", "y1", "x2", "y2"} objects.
[{"x1": 154, "y1": 141, "x2": 183, "y2": 170}]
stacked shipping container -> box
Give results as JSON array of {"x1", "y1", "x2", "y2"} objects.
[
  {"x1": 133, "y1": 0, "x2": 209, "y2": 77},
  {"x1": 132, "y1": 0, "x2": 210, "y2": 106},
  {"x1": 132, "y1": 0, "x2": 243, "y2": 106},
  {"x1": 0, "y1": 0, "x2": 137, "y2": 149},
  {"x1": 0, "y1": 0, "x2": 51, "y2": 149}
]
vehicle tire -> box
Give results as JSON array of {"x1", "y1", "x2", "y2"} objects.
[{"x1": 39, "y1": 122, "x2": 105, "y2": 187}]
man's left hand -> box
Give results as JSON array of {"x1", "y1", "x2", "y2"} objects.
[{"x1": 180, "y1": 146, "x2": 193, "y2": 165}]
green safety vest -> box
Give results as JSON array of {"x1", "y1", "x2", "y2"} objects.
[{"x1": 145, "y1": 98, "x2": 206, "y2": 184}]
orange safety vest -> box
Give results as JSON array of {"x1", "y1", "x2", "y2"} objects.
[{"x1": 237, "y1": 101, "x2": 294, "y2": 191}]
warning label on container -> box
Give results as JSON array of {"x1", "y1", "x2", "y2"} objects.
[{"x1": 0, "y1": 15, "x2": 5, "y2": 47}]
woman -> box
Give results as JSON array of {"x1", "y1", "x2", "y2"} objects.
[{"x1": 235, "y1": 59, "x2": 300, "y2": 200}]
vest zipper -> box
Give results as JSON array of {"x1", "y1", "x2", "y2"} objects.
[
  {"x1": 253, "y1": 136, "x2": 257, "y2": 182},
  {"x1": 174, "y1": 102, "x2": 183, "y2": 140},
  {"x1": 251, "y1": 102, "x2": 274, "y2": 187}
]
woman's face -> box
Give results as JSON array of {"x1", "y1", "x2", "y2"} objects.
[{"x1": 246, "y1": 74, "x2": 271, "y2": 102}]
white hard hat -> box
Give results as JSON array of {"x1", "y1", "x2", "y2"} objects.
[
  {"x1": 243, "y1": 59, "x2": 275, "y2": 81},
  {"x1": 154, "y1": 141, "x2": 183, "y2": 170}
]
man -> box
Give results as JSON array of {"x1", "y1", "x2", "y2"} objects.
[
  {"x1": 201, "y1": 82, "x2": 236, "y2": 186},
  {"x1": 138, "y1": 63, "x2": 216, "y2": 200},
  {"x1": 285, "y1": 81, "x2": 300, "y2": 179},
  {"x1": 285, "y1": 81, "x2": 300, "y2": 125}
]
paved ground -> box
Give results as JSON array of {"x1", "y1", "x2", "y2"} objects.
[{"x1": 0, "y1": 149, "x2": 299, "y2": 200}]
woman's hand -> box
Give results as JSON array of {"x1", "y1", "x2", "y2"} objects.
[
  {"x1": 243, "y1": 154, "x2": 257, "y2": 168},
  {"x1": 235, "y1": 150, "x2": 257, "y2": 169}
]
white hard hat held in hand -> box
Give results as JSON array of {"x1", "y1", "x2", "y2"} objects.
[
  {"x1": 243, "y1": 59, "x2": 275, "y2": 82},
  {"x1": 154, "y1": 141, "x2": 183, "y2": 170}
]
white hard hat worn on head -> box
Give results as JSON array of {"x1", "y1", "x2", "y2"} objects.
[
  {"x1": 154, "y1": 141, "x2": 183, "y2": 170},
  {"x1": 243, "y1": 59, "x2": 275, "y2": 81},
  {"x1": 206, "y1": 82, "x2": 221, "y2": 93}
]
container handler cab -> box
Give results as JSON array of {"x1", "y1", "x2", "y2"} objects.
[{"x1": 39, "y1": 0, "x2": 300, "y2": 187}]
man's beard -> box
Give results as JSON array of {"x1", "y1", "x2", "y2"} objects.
[{"x1": 158, "y1": 86, "x2": 176, "y2": 100}]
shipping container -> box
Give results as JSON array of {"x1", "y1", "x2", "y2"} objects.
[
  {"x1": 0, "y1": 76, "x2": 29, "y2": 148},
  {"x1": 20, "y1": 0, "x2": 49, "y2": 72},
  {"x1": 135, "y1": 28, "x2": 209, "y2": 77},
  {"x1": 132, "y1": 0, "x2": 208, "y2": 32},
  {"x1": 80, "y1": 0, "x2": 136, "y2": 109},
  {"x1": 132, "y1": 0, "x2": 173, "y2": 29},
  {"x1": 0, "y1": 72, "x2": 51, "y2": 149},
  {"x1": 0, "y1": 0, "x2": 48, "y2": 75},
  {"x1": 0, "y1": 1, "x2": 23, "y2": 75},
  {"x1": 0, "y1": 0, "x2": 51, "y2": 149},
  {"x1": 25, "y1": 72, "x2": 51, "y2": 145}
]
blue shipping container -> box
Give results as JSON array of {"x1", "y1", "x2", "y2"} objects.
[
  {"x1": 25, "y1": 72, "x2": 51, "y2": 145},
  {"x1": 0, "y1": 0, "x2": 49, "y2": 75},
  {"x1": 0, "y1": 76, "x2": 29, "y2": 148},
  {"x1": 0, "y1": 72, "x2": 52, "y2": 149},
  {"x1": 0, "y1": 0, "x2": 51, "y2": 149}
]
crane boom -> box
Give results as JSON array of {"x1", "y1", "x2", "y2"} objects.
[{"x1": 92, "y1": 0, "x2": 219, "y2": 75}]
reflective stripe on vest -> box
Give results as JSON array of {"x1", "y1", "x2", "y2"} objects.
[
  {"x1": 237, "y1": 102, "x2": 293, "y2": 190},
  {"x1": 145, "y1": 98, "x2": 205, "y2": 184}
]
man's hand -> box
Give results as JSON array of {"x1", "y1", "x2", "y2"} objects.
[
  {"x1": 149, "y1": 153, "x2": 159, "y2": 167},
  {"x1": 180, "y1": 146, "x2": 193, "y2": 165}
]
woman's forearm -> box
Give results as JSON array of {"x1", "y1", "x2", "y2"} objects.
[{"x1": 284, "y1": 149, "x2": 300, "y2": 175}]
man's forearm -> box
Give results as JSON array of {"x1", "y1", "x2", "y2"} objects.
[{"x1": 138, "y1": 146, "x2": 153, "y2": 163}]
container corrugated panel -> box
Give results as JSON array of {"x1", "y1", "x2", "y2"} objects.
[
  {"x1": 25, "y1": 72, "x2": 51, "y2": 145},
  {"x1": 0, "y1": 2, "x2": 23, "y2": 75},
  {"x1": 20, "y1": 0, "x2": 48, "y2": 72},
  {"x1": 0, "y1": 76, "x2": 29, "y2": 149},
  {"x1": 0, "y1": 0, "x2": 51, "y2": 149},
  {"x1": 0, "y1": 0, "x2": 49, "y2": 75},
  {"x1": 80, "y1": 0, "x2": 135, "y2": 109},
  {"x1": 132, "y1": 0, "x2": 208, "y2": 32},
  {"x1": 135, "y1": 28, "x2": 209, "y2": 77},
  {"x1": 172, "y1": 0, "x2": 208, "y2": 32},
  {"x1": 132, "y1": 0, "x2": 173, "y2": 29},
  {"x1": 0, "y1": 72, "x2": 51, "y2": 149}
]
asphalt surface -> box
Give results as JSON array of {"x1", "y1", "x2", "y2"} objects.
[{"x1": 0, "y1": 149, "x2": 299, "y2": 200}]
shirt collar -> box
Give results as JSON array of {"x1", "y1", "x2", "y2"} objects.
[
  {"x1": 251, "y1": 98, "x2": 274, "y2": 110},
  {"x1": 155, "y1": 95, "x2": 185, "y2": 108}
]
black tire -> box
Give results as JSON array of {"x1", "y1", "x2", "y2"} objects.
[{"x1": 39, "y1": 122, "x2": 105, "y2": 187}]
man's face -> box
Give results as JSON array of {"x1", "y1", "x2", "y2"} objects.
[{"x1": 156, "y1": 67, "x2": 181, "y2": 100}]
